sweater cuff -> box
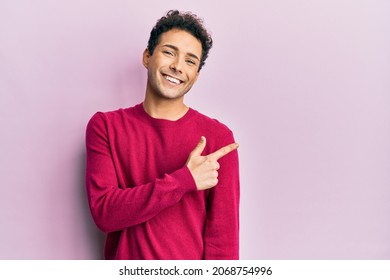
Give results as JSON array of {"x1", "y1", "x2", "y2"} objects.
[{"x1": 170, "y1": 165, "x2": 198, "y2": 194}]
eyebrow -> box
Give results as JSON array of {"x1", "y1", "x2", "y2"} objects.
[{"x1": 162, "y1": 44, "x2": 200, "y2": 61}]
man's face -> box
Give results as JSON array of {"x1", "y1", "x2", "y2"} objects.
[{"x1": 143, "y1": 29, "x2": 202, "y2": 100}]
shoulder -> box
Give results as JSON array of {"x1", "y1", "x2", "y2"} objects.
[
  {"x1": 191, "y1": 109, "x2": 233, "y2": 137},
  {"x1": 86, "y1": 104, "x2": 140, "y2": 128}
]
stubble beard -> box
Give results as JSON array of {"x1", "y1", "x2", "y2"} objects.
[{"x1": 147, "y1": 71, "x2": 191, "y2": 101}]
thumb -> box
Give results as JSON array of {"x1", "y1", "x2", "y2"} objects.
[{"x1": 191, "y1": 136, "x2": 206, "y2": 157}]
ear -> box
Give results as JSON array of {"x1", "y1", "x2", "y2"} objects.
[{"x1": 142, "y1": 48, "x2": 151, "y2": 69}]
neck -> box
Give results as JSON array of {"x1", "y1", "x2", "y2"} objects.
[{"x1": 143, "y1": 94, "x2": 189, "y2": 121}]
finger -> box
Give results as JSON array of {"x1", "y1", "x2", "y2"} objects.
[
  {"x1": 208, "y1": 142, "x2": 239, "y2": 161},
  {"x1": 190, "y1": 136, "x2": 207, "y2": 157}
]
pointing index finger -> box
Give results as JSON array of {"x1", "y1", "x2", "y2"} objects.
[{"x1": 208, "y1": 143, "x2": 239, "y2": 161}]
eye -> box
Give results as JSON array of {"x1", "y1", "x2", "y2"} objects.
[
  {"x1": 186, "y1": 59, "x2": 196, "y2": 66},
  {"x1": 163, "y1": 50, "x2": 174, "y2": 56}
]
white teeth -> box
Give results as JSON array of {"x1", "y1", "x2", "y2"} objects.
[{"x1": 164, "y1": 75, "x2": 181, "y2": 85}]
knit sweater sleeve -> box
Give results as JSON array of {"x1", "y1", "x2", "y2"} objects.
[
  {"x1": 203, "y1": 130, "x2": 240, "y2": 260},
  {"x1": 85, "y1": 113, "x2": 197, "y2": 233}
]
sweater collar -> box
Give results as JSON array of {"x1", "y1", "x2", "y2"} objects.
[{"x1": 134, "y1": 102, "x2": 196, "y2": 127}]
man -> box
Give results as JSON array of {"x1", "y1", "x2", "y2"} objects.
[{"x1": 85, "y1": 10, "x2": 240, "y2": 260}]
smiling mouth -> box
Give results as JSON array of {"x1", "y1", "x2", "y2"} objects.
[{"x1": 163, "y1": 74, "x2": 183, "y2": 85}]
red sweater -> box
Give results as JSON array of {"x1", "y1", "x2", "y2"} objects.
[{"x1": 85, "y1": 103, "x2": 240, "y2": 259}]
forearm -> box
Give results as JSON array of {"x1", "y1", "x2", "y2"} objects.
[
  {"x1": 203, "y1": 177, "x2": 240, "y2": 259},
  {"x1": 86, "y1": 165, "x2": 195, "y2": 233}
]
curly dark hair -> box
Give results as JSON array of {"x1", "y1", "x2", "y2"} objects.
[{"x1": 147, "y1": 10, "x2": 213, "y2": 71}]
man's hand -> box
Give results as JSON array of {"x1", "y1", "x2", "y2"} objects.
[{"x1": 186, "y1": 136, "x2": 239, "y2": 191}]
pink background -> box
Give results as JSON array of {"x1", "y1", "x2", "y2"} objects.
[{"x1": 1, "y1": 0, "x2": 389, "y2": 259}]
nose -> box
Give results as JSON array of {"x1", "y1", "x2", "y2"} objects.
[{"x1": 169, "y1": 56, "x2": 183, "y2": 73}]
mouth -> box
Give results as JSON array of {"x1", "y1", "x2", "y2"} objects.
[{"x1": 162, "y1": 74, "x2": 183, "y2": 85}]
